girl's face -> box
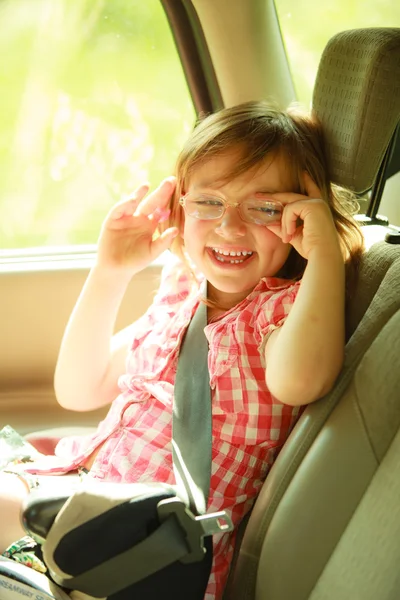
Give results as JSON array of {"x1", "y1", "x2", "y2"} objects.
[{"x1": 182, "y1": 150, "x2": 296, "y2": 309}]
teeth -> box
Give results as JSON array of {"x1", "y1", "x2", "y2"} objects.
[
  {"x1": 215, "y1": 255, "x2": 244, "y2": 264},
  {"x1": 211, "y1": 247, "x2": 254, "y2": 264},
  {"x1": 212, "y1": 248, "x2": 253, "y2": 257}
]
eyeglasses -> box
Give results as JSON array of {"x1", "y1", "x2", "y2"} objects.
[{"x1": 179, "y1": 192, "x2": 283, "y2": 226}]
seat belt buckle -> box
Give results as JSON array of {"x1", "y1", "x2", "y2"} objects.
[{"x1": 157, "y1": 496, "x2": 234, "y2": 563}]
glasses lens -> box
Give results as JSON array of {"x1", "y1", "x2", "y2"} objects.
[
  {"x1": 183, "y1": 194, "x2": 224, "y2": 220},
  {"x1": 241, "y1": 199, "x2": 283, "y2": 225}
]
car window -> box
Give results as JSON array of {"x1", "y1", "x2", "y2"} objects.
[
  {"x1": 275, "y1": 0, "x2": 400, "y2": 108},
  {"x1": 0, "y1": 0, "x2": 195, "y2": 251}
]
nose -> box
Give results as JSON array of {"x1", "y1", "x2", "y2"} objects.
[{"x1": 214, "y1": 205, "x2": 247, "y2": 238}]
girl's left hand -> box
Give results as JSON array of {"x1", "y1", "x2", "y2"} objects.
[{"x1": 266, "y1": 173, "x2": 343, "y2": 261}]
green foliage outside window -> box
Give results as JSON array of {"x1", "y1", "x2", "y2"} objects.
[{"x1": 0, "y1": 0, "x2": 194, "y2": 249}]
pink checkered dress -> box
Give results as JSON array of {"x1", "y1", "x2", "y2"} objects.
[{"x1": 29, "y1": 259, "x2": 303, "y2": 599}]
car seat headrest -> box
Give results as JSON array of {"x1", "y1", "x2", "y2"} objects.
[{"x1": 312, "y1": 28, "x2": 400, "y2": 194}]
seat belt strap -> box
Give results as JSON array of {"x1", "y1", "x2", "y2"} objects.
[{"x1": 173, "y1": 282, "x2": 211, "y2": 515}]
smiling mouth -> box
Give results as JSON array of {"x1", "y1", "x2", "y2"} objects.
[{"x1": 208, "y1": 247, "x2": 254, "y2": 265}]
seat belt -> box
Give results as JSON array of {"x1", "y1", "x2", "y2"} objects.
[{"x1": 173, "y1": 286, "x2": 212, "y2": 515}]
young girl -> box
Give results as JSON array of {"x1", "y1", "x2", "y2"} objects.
[{"x1": 0, "y1": 101, "x2": 364, "y2": 599}]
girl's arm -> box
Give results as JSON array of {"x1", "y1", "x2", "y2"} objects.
[
  {"x1": 54, "y1": 179, "x2": 178, "y2": 412},
  {"x1": 264, "y1": 175, "x2": 345, "y2": 406},
  {"x1": 265, "y1": 248, "x2": 344, "y2": 406},
  {"x1": 54, "y1": 268, "x2": 135, "y2": 411}
]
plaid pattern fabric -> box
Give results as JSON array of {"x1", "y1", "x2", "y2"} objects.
[{"x1": 26, "y1": 259, "x2": 303, "y2": 600}]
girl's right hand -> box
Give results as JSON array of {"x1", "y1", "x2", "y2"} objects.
[{"x1": 95, "y1": 177, "x2": 179, "y2": 277}]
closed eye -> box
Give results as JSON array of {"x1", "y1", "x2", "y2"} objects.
[
  {"x1": 250, "y1": 206, "x2": 282, "y2": 216},
  {"x1": 192, "y1": 196, "x2": 224, "y2": 207}
]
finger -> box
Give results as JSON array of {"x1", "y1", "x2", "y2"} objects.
[
  {"x1": 136, "y1": 177, "x2": 176, "y2": 217},
  {"x1": 110, "y1": 198, "x2": 141, "y2": 221},
  {"x1": 303, "y1": 172, "x2": 322, "y2": 199},
  {"x1": 108, "y1": 184, "x2": 150, "y2": 220},
  {"x1": 148, "y1": 207, "x2": 171, "y2": 223},
  {"x1": 267, "y1": 191, "x2": 305, "y2": 205},
  {"x1": 285, "y1": 204, "x2": 299, "y2": 238},
  {"x1": 281, "y1": 202, "x2": 302, "y2": 241},
  {"x1": 265, "y1": 223, "x2": 284, "y2": 239},
  {"x1": 280, "y1": 206, "x2": 292, "y2": 243},
  {"x1": 150, "y1": 227, "x2": 179, "y2": 258}
]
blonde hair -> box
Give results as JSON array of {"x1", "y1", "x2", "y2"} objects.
[{"x1": 160, "y1": 101, "x2": 364, "y2": 300}]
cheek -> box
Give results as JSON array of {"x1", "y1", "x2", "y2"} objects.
[
  {"x1": 257, "y1": 227, "x2": 285, "y2": 250},
  {"x1": 182, "y1": 220, "x2": 202, "y2": 260},
  {"x1": 257, "y1": 229, "x2": 291, "y2": 261},
  {"x1": 278, "y1": 244, "x2": 292, "y2": 264},
  {"x1": 183, "y1": 218, "x2": 211, "y2": 250},
  {"x1": 182, "y1": 218, "x2": 194, "y2": 248}
]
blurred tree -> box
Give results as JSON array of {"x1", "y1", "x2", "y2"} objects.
[{"x1": 0, "y1": 0, "x2": 194, "y2": 249}]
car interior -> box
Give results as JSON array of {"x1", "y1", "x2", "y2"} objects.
[{"x1": 1, "y1": 1, "x2": 400, "y2": 599}]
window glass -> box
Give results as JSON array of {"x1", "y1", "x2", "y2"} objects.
[
  {"x1": 275, "y1": 1, "x2": 400, "y2": 224},
  {"x1": 275, "y1": 0, "x2": 400, "y2": 108},
  {"x1": 0, "y1": 0, "x2": 195, "y2": 250}
]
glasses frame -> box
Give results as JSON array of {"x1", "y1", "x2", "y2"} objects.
[{"x1": 179, "y1": 192, "x2": 283, "y2": 226}]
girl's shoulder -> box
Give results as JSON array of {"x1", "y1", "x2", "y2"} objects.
[
  {"x1": 246, "y1": 276, "x2": 301, "y2": 312},
  {"x1": 248, "y1": 277, "x2": 301, "y2": 337},
  {"x1": 207, "y1": 278, "x2": 301, "y2": 337}
]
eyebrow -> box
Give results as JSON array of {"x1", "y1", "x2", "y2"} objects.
[
  {"x1": 193, "y1": 185, "x2": 280, "y2": 195},
  {"x1": 256, "y1": 188, "x2": 280, "y2": 195}
]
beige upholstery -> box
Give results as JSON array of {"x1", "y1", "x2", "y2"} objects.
[
  {"x1": 310, "y1": 324, "x2": 400, "y2": 600},
  {"x1": 309, "y1": 426, "x2": 400, "y2": 600},
  {"x1": 346, "y1": 240, "x2": 400, "y2": 338},
  {"x1": 312, "y1": 27, "x2": 400, "y2": 193}
]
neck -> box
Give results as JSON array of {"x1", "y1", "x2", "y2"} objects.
[{"x1": 207, "y1": 282, "x2": 253, "y2": 312}]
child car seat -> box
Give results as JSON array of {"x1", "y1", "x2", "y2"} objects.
[{"x1": 224, "y1": 27, "x2": 400, "y2": 600}]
